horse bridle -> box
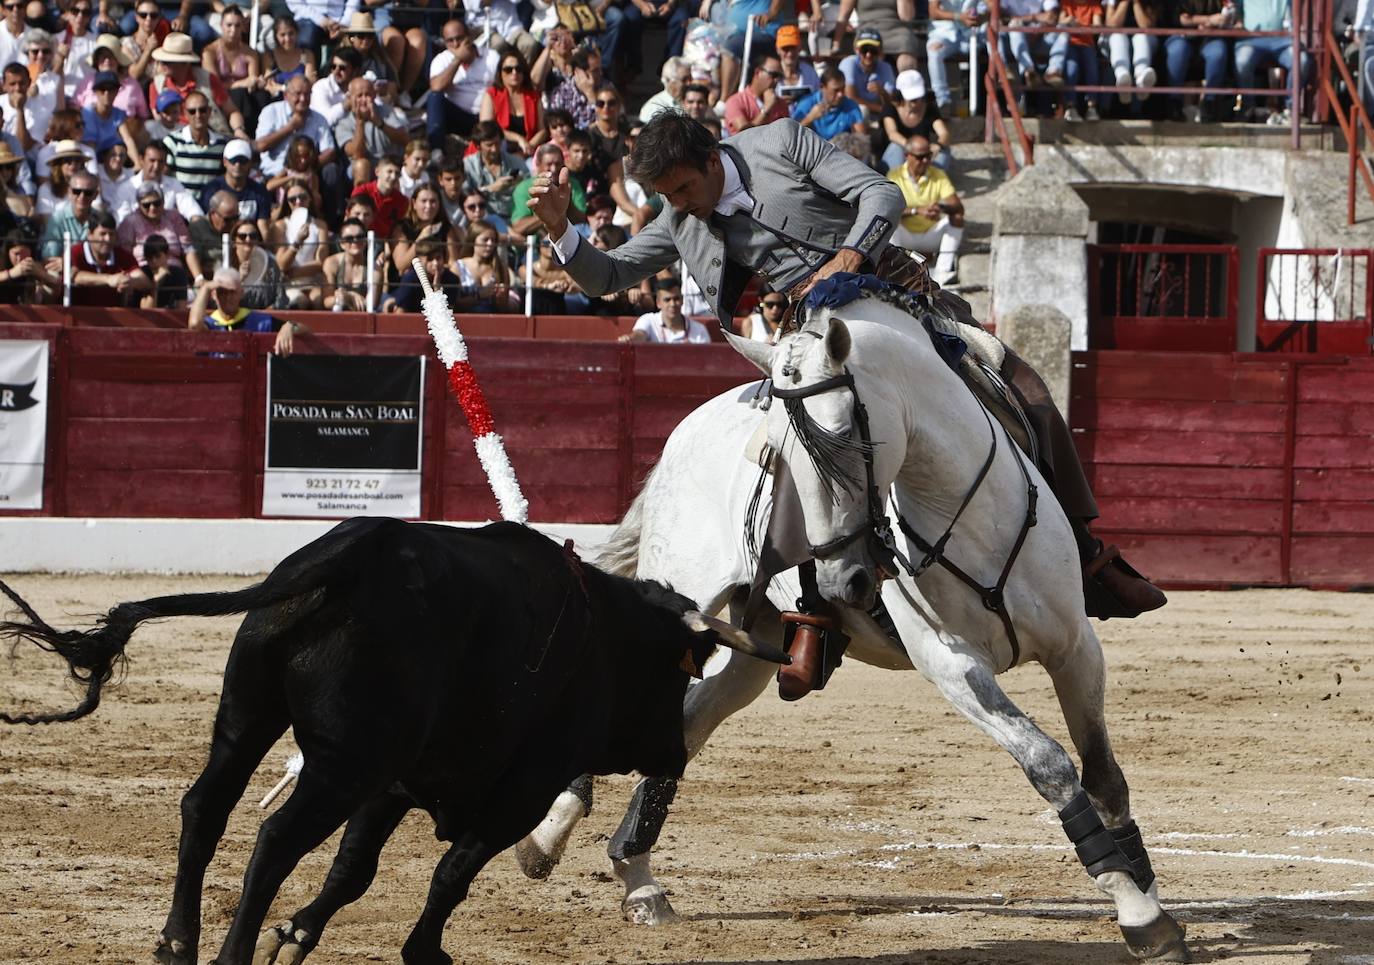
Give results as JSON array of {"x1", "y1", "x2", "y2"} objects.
[
  {"x1": 769, "y1": 370, "x2": 900, "y2": 578},
  {"x1": 768, "y1": 363, "x2": 1039, "y2": 669}
]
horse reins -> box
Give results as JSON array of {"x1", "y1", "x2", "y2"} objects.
[{"x1": 770, "y1": 366, "x2": 1038, "y2": 670}]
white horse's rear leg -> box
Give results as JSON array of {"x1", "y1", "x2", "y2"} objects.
[
  {"x1": 904, "y1": 615, "x2": 1186, "y2": 960},
  {"x1": 613, "y1": 604, "x2": 783, "y2": 923}
]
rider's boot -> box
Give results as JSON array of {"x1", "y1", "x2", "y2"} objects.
[{"x1": 1071, "y1": 519, "x2": 1167, "y2": 619}]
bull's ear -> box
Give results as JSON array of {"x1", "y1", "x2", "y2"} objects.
[
  {"x1": 681, "y1": 611, "x2": 791, "y2": 665},
  {"x1": 723, "y1": 330, "x2": 777, "y2": 376}
]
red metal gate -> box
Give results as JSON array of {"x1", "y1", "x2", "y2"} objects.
[
  {"x1": 1254, "y1": 248, "x2": 1374, "y2": 354},
  {"x1": 1087, "y1": 244, "x2": 1240, "y2": 352}
]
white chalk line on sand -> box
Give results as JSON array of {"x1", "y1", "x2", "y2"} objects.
[
  {"x1": 1340, "y1": 777, "x2": 1374, "y2": 785},
  {"x1": 773, "y1": 839, "x2": 1374, "y2": 873}
]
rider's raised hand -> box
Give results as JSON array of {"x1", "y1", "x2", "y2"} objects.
[{"x1": 528, "y1": 165, "x2": 573, "y2": 238}]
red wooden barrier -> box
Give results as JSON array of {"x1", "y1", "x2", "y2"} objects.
[
  {"x1": 1073, "y1": 351, "x2": 1374, "y2": 587},
  {"x1": 5, "y1": 325, "x2": 1372, "y2": 588}
]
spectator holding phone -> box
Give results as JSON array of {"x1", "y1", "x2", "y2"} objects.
[
  {"x1": 723, "y1": 51, "x2": 789, "y2": 135},
  {"x1": 887, "y1": 134, "x2": 964, "y2": 286},
  {"x1": 461, "y1": 120, "x2": 525, "y2": 222},
  {"x1": 774, "y1": 25, "x2": 819, "y2": 99}
]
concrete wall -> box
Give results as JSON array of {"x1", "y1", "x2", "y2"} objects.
[{"x1": 990, "y1": 144, "x2": 1356, "y2": 351}]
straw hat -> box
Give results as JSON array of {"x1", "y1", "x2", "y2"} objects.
[
  {"x1": 89, "y1": 33, "x2": 132, "y2": 68},
  {"x1": 48, "y1": 139, "x2": 89, "y2": 163},
  {"x1": 0, "y1": 141, "x2": 21, "y2": 166},
  {"x1": 343, "y1": 11, "x2": 376, "y2": 34},
  {"x1": 152, "y1": 32, "x2": 198, "y2": 63}
]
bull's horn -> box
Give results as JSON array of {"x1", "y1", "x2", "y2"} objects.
[{"x1": 681, "y1": 611, "x2": 791, "y2": 665}]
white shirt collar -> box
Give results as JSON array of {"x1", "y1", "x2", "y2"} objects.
[{"x1": 714, "y1": 150, "x2": 754, "y2": 218}]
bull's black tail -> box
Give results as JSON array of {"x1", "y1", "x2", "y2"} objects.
[{"x1": 0, "y1": 516, "x2": 396, "y2": 726}]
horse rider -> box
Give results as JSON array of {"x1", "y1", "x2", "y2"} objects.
[{"x1": 528, "y1": 110, "x2": 1165, "y2": 620}]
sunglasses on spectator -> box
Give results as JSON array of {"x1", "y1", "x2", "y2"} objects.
[
  {"x1": 341, "y1": 233, "x2": 365, "y2": 242},
  {"x1": 288, "y1": 194, "x2": 309, "y2": 204},
  {"x1": 70, "y1": 187, "x2": 97, "y2": 197},
  {"x1": 332, "y1": 62, "x2": 350, "y2": 73},
  {"x1": 909, "y1": 151, "x2": 932, "y2": 160},
  {"x1": 27, "y1": 47, "x2": 50, "y2": 55},
  {"x1": 136, "y1": 7, "x2": 158, "y2": 16},
  {"x1": 595, "y1": 98, "x2": 619, "y2": 107},
  {"x1": 226, "y1": 156, "x2": 249, "y2": 165},
  {"x1": 761, "y1": 299, "x2": 786, "y2": 309},
  {"x1": 3, "y1": 3, "x2": 24, "y2": 10},
  {"x1": 140, "y1": 199, "x2": 163, "y2": 210},
  {"x1": 72, "y1": 6, "x2": 93, "y2": 15},
  {"x1": 235, "y1": 232, "x2": 258, "y2": 241},
  {"x1": 501, "y1": 64, "x2": 522, "y2": 73},
  {"x1": 761, "y1": 68, "x2": 782, "y2": 79},
  {"x1": 463, "y1": 201, "x2": 485, "y2": 210},
  {"x1": 186, "y1": 106, "x2": 210, "y2": 115}
]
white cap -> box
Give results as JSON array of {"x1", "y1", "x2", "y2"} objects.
[
  {"x1": 895, "y1": 69, "x2": 926, "y2": 103},
  {"x1": 224, "y1": 138, "x2": 253, "y2": 162}
]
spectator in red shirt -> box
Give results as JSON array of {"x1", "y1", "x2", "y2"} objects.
[
  {"x1": 349, "y1": 153, "x2": 407, "y2": 238},
  {"x1": 723, "y1": 52, "x2": 789, "y2": 135},
  {"x1": 70, "y1": 210, "x2": 152, "y2": 306}
]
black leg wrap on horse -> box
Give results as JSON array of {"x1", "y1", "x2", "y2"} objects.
[
  {"x1": 607, "y1": 775, "x2": 678, "y2": 861},
  {"x1": 1059, "y1": 790, "x2": 1135, "y2": 880},
  {"x1": 567, "y1": 773, "x2": 594, "y2": 817},
  {"x1": 1111, "y1": 821, "x2": 1157, "y2": 893}
]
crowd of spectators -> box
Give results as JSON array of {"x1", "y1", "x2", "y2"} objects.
[{"x1": 0, "y1": 0, "x2": 1361, "y2": 334}]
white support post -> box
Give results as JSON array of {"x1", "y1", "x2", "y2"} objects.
[
  {"x1": 365, "y1": 230, "x2": 377, "y2": 312},
  {"x1": 524, "y1": 235, "x2": 535, "y2": 317},
  {"x1": 62, "y1": 232, "x2": 71, "y2": 307},
  {"x1": 739, "y1": 16, "x2": 755, "y2": 92}
]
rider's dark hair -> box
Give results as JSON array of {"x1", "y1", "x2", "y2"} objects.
[{"x1": 625, "y1": 110, "x2": 716, "y2": 185}]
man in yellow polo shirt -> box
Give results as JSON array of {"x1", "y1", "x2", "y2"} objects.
[{"x1": 887, "y1": 134, "x2": 964, "y2": 285}]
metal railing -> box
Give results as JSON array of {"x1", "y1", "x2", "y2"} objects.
[
  {"x1": 1255, "y1": 246, "x2": 1373, "y2": 353},
  {"x1": 981, "y1": 0, "x2": 1325, "y2": 158},
  {"x1": 1315, "y1": 28, "x2": 1374, "y2": 224}
]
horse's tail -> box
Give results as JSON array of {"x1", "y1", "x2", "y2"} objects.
[
  {"x1": 0, "y1": 517, "x2": 387, "y2": 726},
  {"x1": 596, "y1": 464, "x2": 658, "y2": 577}
]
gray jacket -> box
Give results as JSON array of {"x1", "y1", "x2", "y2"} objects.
[{"x1": 562, "y1": 118, "x2": 904, "y2": 321}]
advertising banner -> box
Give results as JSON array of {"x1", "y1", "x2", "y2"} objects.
[
  {"x1": 263, "y1": 355, "x2": 425, "y2": 518},
  {"x1": 0, "y1": 340, "x2": 49, "y2": 511}
]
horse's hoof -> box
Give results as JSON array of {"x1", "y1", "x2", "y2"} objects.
[
  {"x1": 1121, "y1": 911, "x2": 1189, "y2": 962},
  {"x1": 252, "y1": 923, "x2": 311, "y2": 965},
  {"x1": 154, "y1": 932, "x2": 195, "y2": 965},
  {"x1": 514, "y1": 834, "x2": 558, "y2": 880},
  {"x1": 622, "y1": 889, "x2": 679, "y2": 926}
]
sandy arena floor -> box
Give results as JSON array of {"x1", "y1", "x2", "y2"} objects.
[{"x1": 1, "y1": 577, "x2": 1372, "y2": 964}]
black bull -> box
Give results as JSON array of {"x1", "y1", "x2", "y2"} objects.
[{"x1": 0, "y1": 517, "x2": 787, "y2": 965}]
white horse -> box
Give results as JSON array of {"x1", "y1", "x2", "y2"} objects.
[{"x1": 517, "y1": 293, "x2": 1189, "y2": 962}]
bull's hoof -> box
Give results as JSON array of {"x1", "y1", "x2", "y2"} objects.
[
  {"x1": 400, "y1": 938, "x2": 453, "y2": 965},
  {"x1": 514, "y1": 835, "x2": 558, "y2": 880},
  {"x1": 1121, "y1": 911, "x2": 1189, "y2": 962},
  {"x1": 622, "y1": 888, "x2": 679, "y2": 926},
  {"x1": 252, "y1": 923, "x2": 312, "y2": 965},
  {"x1": 153, "y1": 932, "x2": 195, "y2": 965}
]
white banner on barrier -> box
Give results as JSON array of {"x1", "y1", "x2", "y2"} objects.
[{"x1": 0, "y1": 340, "x2": 48, "y2": 511}]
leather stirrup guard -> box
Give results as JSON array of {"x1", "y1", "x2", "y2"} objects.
[
  {"x1": 777, "y1": 612, "x2": 831, "y2": 701},
  {"x1": 1059, "y1": 790, "x2": 1136, "y2": 881},
  {"x1": 1110, "y1": 820, "x2": 1157, "y2": 893}
]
